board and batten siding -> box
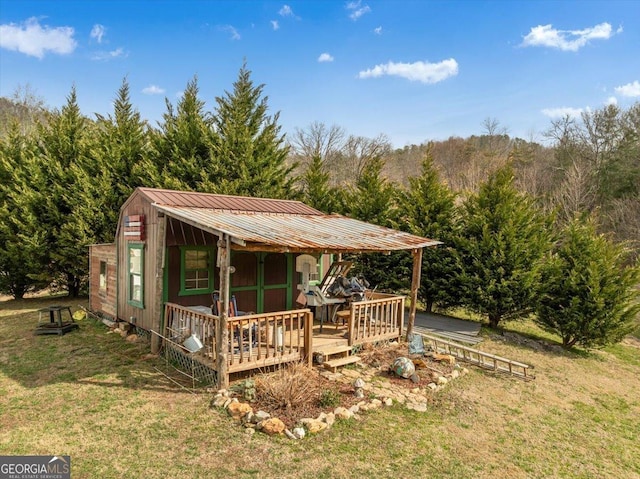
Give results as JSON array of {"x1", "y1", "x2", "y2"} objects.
[{"x1": 116, "y1": 191, "x2": 163, "y2": 332}]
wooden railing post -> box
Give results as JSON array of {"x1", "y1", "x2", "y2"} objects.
[
  {"x1": 304, "y1": 311, "x2": 313, "y2": 367},
  {"x1": 216, "y1": 235, "x2": 231, "y2": 390},
  {"x1": 407, "y1": 248, "x2": 423, "y2": 340}
]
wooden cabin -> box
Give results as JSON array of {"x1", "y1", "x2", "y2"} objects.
[{"x1": 89, "y1": 187, "x2": 439, "y2": 388}]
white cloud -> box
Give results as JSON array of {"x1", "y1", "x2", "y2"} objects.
[
  {"x1": 142, "y1": 85, "x2": 165, "y2": 95},
  {"x1": 374, "y1": 26, "x2": 383, "y2": 35},
  {"x1": 346, "y1": 1, "x2": 371, "y2": 20},
  {"x1": 605, "y1": 96, "x2": 618, "y2": 106},
  {"x1": 221, "y1": 25, "x2": 240, "y2": 40},
  {"x1": 318, "y1": 52, "x2": 334, "y2": 63},
  {"x1": 271, "y1": 20, "x2": 279, "y2": 30},
  {"x1": 358, "y1": 58, "x2": 459, "y2": 84},
  {"x1": 0, "y1": 17, "x2": 76, "y2": 59},
  {"x1": 541, "y1": 107, "x2": 584, "y2": 118},
  {"x1": 90, "y1": 24, "x2": 106, "y2": 43},
  {"x1": 521, "y1": 22, "x2": 619, "y2": 52},
  {"x1": 615, "y1": 80, "x2": 640, "y2": 97},
  {"x1": 91, "y1": 47, "x2": 126, "y2": 61},
  {"x1": 279, "y1": 5, "x2": 294, "y2": 17}
]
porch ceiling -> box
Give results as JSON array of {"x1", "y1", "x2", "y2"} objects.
[{"x1": 155, "y1": 205, "x2": 441, "y2": 253}]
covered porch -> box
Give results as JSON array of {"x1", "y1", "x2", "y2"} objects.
[{"x1": 154, "y1": 202, "x2": 439, "y2": 388}]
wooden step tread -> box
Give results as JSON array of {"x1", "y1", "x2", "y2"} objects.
[
  {"x1": 323, "y1": 355, "x2": 362, "y2": 373},
  {"x1": 317, "y1": 345, "x2": 352, "y2": 356}
]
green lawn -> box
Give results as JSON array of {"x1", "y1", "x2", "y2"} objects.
[{"x1": 1, "y1": 296, "x2": 639, "y2": 478}]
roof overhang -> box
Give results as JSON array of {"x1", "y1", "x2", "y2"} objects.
[{"x1": 155, "y1": 205, "x2": 441, "y2": 254}]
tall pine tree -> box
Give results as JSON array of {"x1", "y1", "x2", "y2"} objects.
[
  {"x1": 536, "y1": 216, "x2": 640, "y2": 348},
  {"x1": 92, "y1": 78, "x2": 150, "y2": 240},
  {"x1": 0, "y1": 123, "x2": 45, "y2": 297},
  {"x1": 457, "y1": 164, "x2": 553, "y2": 328},
  {"x1": 211, "y1": 63, "x2": 294, "y2": 198},
  {"x1": 299, "y1": 154, "x2": 341, "y2": 213},
  {"x1": 401, "y1": 149, "x2": 459, "y2": 312},
  {"x1": 140, "y1": 76, "x2": 215, "y2": 191},
  {"x1": 26, "y1": 87, "x2": 95, "y2": 296},
  {"x1": 342, "y1": 157, "x2": 408, "y2": 291}
]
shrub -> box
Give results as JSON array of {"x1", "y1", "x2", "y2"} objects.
[{"x1": 254, "y1": 362, "x2": 319, "y2": 410}]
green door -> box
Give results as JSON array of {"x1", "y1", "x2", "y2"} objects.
[{"x1": 230, "y1": 252, "x2": 292, "y2": 314}]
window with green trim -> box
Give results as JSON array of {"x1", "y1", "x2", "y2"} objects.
[
  {"x1": 180, "y1": 247, "x2": 214, "y2": 295},
  {"x1": 128, "y1": 244, "x2": 144, "y2": 308}
]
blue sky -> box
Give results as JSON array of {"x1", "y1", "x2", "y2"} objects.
[{"x1": 1, "y1": 1, "x2": 639, "y2": 147}]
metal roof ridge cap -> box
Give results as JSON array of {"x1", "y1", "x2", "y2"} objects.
[{"x1": 137, "y1": 186, "x2": 317, "y2": 206}]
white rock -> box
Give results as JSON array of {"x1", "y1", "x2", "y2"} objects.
[{"x1": 293, "y1": 427, "x2": 306, "y2": 439}]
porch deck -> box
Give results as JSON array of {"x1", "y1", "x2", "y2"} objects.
[{"x1": 163, "y1": 292, "x2": 404, "y2": 379}]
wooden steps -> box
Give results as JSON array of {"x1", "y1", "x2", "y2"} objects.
[
  {"x1": 323, "y1": 355, "x2": 362, "y2": 373},
  {"x1": 315, "y1": 343, "x2": 362, "y2": 372},
  {"x1": 317, "y1": 344, "x2": 352, "y2": 357}
]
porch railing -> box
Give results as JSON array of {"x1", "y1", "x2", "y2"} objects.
[
  {"x1": 163, "y1": 303, "x2": 313, "y2": 374},
  {"x1": 347, "y1": 292, "x2": 405, "y2": 346}
]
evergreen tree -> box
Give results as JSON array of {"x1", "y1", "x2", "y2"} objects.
[
  {"x1": 92, "y1": 78, "x2": 149, "y2": 240},
  {"x1": 26, "y1": 87, "x2": 95, "y2": 296},
  {"x1": 401, "y1": 149, "x2": 460, "y2": 311},
  {"x1": 457, "y1": 164, "x2": 553, "y2": 328},
  {"x1": 343, "y1": 156, "x2": 407, "y2": 291},
  {"x1": 344, "y1": 156, "x2": 397, "y2": 226},
  {"x1": 211, "y1": 63, "x2": 294, "y2": 198},
  {"x1": 536, "y1": 217, "x2": 640, "y2": 348},
  {"x1": 299, "y1": 154, "x2": 341, "y2": 213},
  {"x1": 139, "y1": 76, "x2": 215, "y2": 191},
  {"x1": 0, "y1": 123, "x2": 45, "y2": 298}
]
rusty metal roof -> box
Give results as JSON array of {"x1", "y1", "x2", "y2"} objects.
[
  {"x1": 156, "y1": 205, "x2": 441, "y2": 253},
  {"x1": 138, "y1": 187, "x2": 322, "y2": 216}
]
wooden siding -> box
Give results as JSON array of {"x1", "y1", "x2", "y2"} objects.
[
  {"x1": 116, "y1": 191, "x2": 161, "y2": 331},
  {"x1": 89, "y1": 243, "x2": 117, "y2": 318}
]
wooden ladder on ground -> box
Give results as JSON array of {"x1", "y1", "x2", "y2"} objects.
[
  {"x1": 316, "y1": 344, "x2": 361, "y2": 373},
  {"x1": 420, "y1": 333, "x2": 534, "y2": 380}
]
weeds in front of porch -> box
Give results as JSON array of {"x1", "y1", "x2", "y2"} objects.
[
  {"x1": 254, "y1": 361, "x2": 319, "y2": 410},
  {"x1": 318, "y1": 389, "x2": 340, "y2": 408}
]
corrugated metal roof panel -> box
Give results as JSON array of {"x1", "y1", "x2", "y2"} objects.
[
  {"x1": 138, "y1": 187, "x2": 322, "y2": 215},
  {"x1": 156, "y1": 205, "x2": 441, "y2": 252}
]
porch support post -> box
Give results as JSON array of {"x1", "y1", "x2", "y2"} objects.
[
  {"x1": 151, "y1": 213, "x2": 167, "y2": 354},
  {"x1": 216, "y1": 234, "x2": 231, "y2": 390},
  {"x1": 407, "y1": 247, "x2": 423, "y2": 340}
]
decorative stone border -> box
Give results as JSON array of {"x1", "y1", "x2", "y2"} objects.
[{"x1": 210, "y1": 360, "x2": 469, "y2": 439}]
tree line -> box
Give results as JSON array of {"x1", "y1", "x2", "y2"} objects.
[{"x1": 1, "y1": 65, "x2": 638, "y2": 348}]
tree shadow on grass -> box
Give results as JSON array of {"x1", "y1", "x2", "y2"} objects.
[
  {"x1": 479, "y1": 323, "x2": 597, "y2": 360},
  {"x1": 0, "y1": 296, "x2": 203, "y2": 393}
]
